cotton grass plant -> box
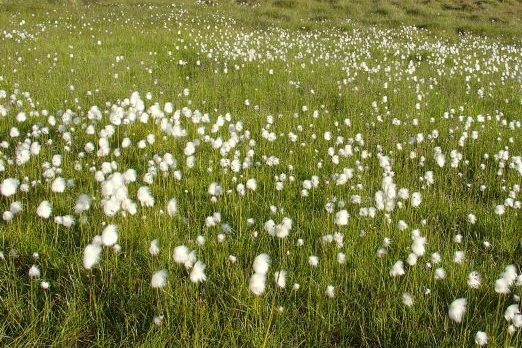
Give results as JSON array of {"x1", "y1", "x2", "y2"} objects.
[{"x1": 0, "y1": 0, "x2": 522, "y2": 346}]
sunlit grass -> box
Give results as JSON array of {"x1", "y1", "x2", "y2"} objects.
[{"x1": 0, "y1": 0, "x2": 522, "y2": 346}]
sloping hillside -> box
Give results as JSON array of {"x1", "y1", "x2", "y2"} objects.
[
  {"x1": 16, "y1": 0, "x2": 520, "y2": 39},
  {"x1": 207, "y1": 0, "x2": 522, "y2": 39}
]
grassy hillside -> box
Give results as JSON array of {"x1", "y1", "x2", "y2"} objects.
[
  {"x1": 0, "y1": 0, "x2": 522, "y2": 346},
  {"x1": 196, "y1": 0, "x2": 522, "y2": 40},
  {"x1": 3, "y1": 0, "x2": 522, "y2": 40}
]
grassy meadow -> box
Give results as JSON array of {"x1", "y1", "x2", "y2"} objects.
[{"x1": 1, "y1": 0, "x2": 522, "y2": 346}]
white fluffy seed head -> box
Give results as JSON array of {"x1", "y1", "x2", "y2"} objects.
[
  {"x1": 467, "y1": 271, "x2": 481, "y2": 289},
  {"x1": 390, "y1": 260, "x2": 405, "y2": 277},
  {"x1": 190, "y1": 261, "x2": 207, "y2": 283},
  {"x1": 402, "y1": 293, "x2": 414, "y2": 307},
  {"x1": 325, "y1": 285, "x2": 335, "y2": 298},
  {"x1": 474, "y1": 331, "x2": 488, "y2": 346},
  {"x1": 173, "y1": 245, "x2": 190, "y2": 264},
  {"x1": 308, "y1": 255, "x2": 319, "y2": 267},
  {"x1": 274, "y1": 270, "x2": 287, "y2": 288},
  {"x1": 504, "y1": 304, "x2": 520, "y2": 321},
  {"x1": 28, "y1": 265, "x2": 41, "y2": 278},
  {"x1": 83, "y1": 243, "x2": 102, "y2": 269},
  {"x1": 334, "y1": 209, "x2": 349, "y2": 226},
  {"x1": 137, "y1": 186, "x2": 154, "y2": 207},
  {"x1": 74, "y1": 194, "x2": 91, "y2": 214},
  {"x1": 411, "y1": 192, "x2": 422, "y2": 207},
  {"x1": 252, "y1": 253, "x2": 271, "y2": 274},
  {"x1": 36, "y1": 200, "x2": 52, "y2": 218},
  {"x1": 149, "y1": 239, "x2": 160, "y2": 255},
  {"x1": 495, "y1": 278, "x2": 510, "y2": 294},
  {"x1": 448, "y1": 298, "x2": 467, "y2": 323},
  {"x1": 151, "y1": 269, "x2": 167, "y2": 288},
  {"x1": 249, "y1": 273, "x2": 266, "y2": 295},
  {"x1": 411, "y1": 236, "x2": 426, "y2": 256},
  {"x1": 51, "y1": 177, "x2": 66, "y2": 193},
  {"x1": 101, "y1": 224, "x2": 118, "y2": 247},
  {"x1": 167, "y1": 198, "x2": 177, "y2": 217},
  {"x1": 1, "y1": 178, "x2": 18, "y2": 197}
]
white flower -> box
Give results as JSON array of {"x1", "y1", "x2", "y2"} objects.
[
  {"x1": 504, "y1": 304, "x2": 520, "y2": 321},
  {"x1": 435, "y1": 268, "x2": 446, "y2": 280},
  {"x1": 308, "y1": 255, "x2": 319, "y2": 267},
  {"x1": 3, "y1": 211, "x2": 13, "y2": 221},
  {"x1": 74, "y1": 194, "x2": 91, "y2": 214},
  {"x1": 334, "y1": 210, "x2": 349, "y2": 226},
  {"x1": 513, "y1": 314, "x2": 522, "y2": 328},
  {"x1": 253, "y1": 253, "x2": 270, "y2": 274},
  {"x1": 397, "y1": 220, "x2": 408, "y2": 231},
  {"x1": 167, "y1": 198, "x2": 177, "y2": 217},
  {"x1": 83, "y1": 243, "x2": 102, "y2": 269},
  {"x1": 274, "y1": 270, "x2": 287, "y2": 288},
  {"x1": 173, "y1": 245, "x2": 190, "y2": 263},
  {"x1": 411, "y1": 192, "x2": 422, "y2": 207},
  {"x1": 55, "y1": 215, "x2": 75, "y2": 228},
  {"x1": 184, "y1": 142, "x2": 196, "y2": 156},
  {"x1": 249, "y1": 273, "x2": 266, "y2": 295},
  {"x1": 431, "y1": 252, "x2": 441, "y2": 264},
  {"x1": 208, "y1": 182, "x2": 223, "y2": 196},
  {"x1": 101, "y1": 224, "x2": 118, "y2": 247},
  {"x1": 190, "y1": 261, "x2": 207, "y2": 283},
  {"x1": 448, "y1": 298, "x2": 467, "y2": 323},
  {"x1": 495, "y1": 205, "x2": 505, "y2": 215},
  {"x1": 28, "y1": 265, "x2": 41, "y2": 278},
  {"x1": 402, "y1": 293, "x2": 414, "y2": 307},
  {"x1": 278, "y1": 219, "x2": 292, "y2": 238},
  {"x1": 411, "y1": 236, "x2": 426, "y2": 256},
  {"x1": 435, "y1": 152, "x2": 445, "y2": 167},
  {"x1": 390, "y1": 260, "x2": 405, "y2": 277},
  {"x1": 246, "y1": 178, "x2": 257, "y2": 191},
  {"x1": 137, "y1": 186, "x2": 154, "y2": 207},
  {"x1": 10, "y1": 201, "x2": 22, "y2": 214},
  {"x1": 36, "y1": 200, "x2": 52, "y2": 218},
  {"x1": 501, "y1": 265, "x2": 518, "y2": 285},
  {"x1": 398, "y1": 188, "x2": 409, "y2": 199},
  {"x1": 325, "y1": 285, "x2": 335, "y2": 298},
  {"x1": 474, "y1": 331, "x2": 488, "y2": 346},
  {"x1": 264, "y1": 220, "x2": 276, "y2": 236},
  {"x1": 149, "y1": 239, "x2": 160, "y2": 255},
  {"x1": 1, "y1": 178, "x2": 18, "y2": 197},
  {"x1": 407, "y1": 253, "x2": 417, "y2": 266},
  {"x1": 454, "y1": 251, "x2": 465, "y2": 264},
  {"x1": 495, "y1": 278, "x2": 510, "y2": 294},
  {"x1": 467, "y1": 271, "x2": 481, "y2": 289},
  {"x1": 173, "y1": 245, "x2": 196, "y2": 268},
  {"x1": 153, "y1": 315, "x2": 164, "y2": 326},
  {"x1": 196, "y1": 235, "x2": 206, "y2": 246},
  {"x1": 151, "y1": 269, "x2": 167, "y2": 288},
  {"x1": 51, "y1": 177, "x2": 66, "y2": 193}
]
